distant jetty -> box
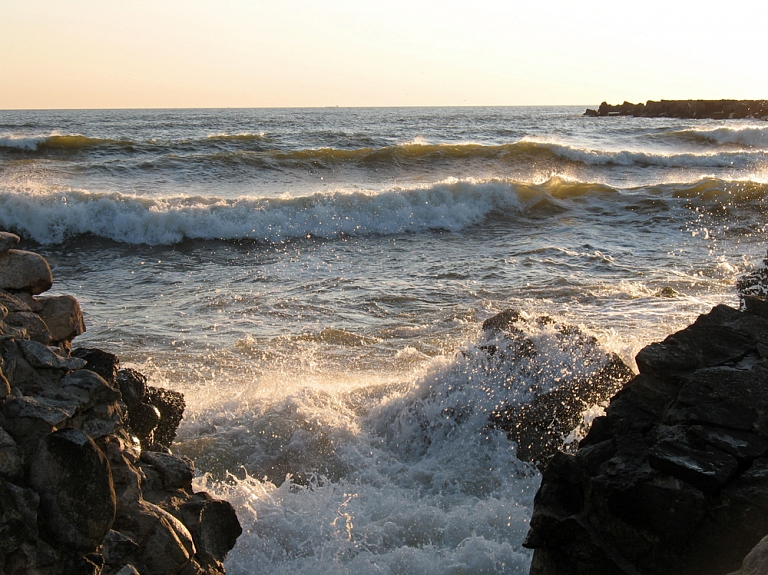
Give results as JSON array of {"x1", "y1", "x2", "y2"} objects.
[{"x1": 584, "y1": 99, "x2": 768, "y2": 120}]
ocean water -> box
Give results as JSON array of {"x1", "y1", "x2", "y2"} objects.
[{"x1": 1, "y1": 107, "x2": 767, "y2": 574}]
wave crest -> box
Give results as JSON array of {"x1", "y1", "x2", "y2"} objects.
[{"x1": 2, "y1": 177, "x2": 765, "y2": 246}]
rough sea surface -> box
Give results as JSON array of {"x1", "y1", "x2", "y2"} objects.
[{"x1": 1, "y1": 107, "x2": 766, "y2": 574}]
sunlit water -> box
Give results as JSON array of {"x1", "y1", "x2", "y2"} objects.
[{"x1": 1, "y1": 107, "x2": 767, "y2": 574}]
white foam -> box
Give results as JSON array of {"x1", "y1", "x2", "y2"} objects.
[
  {"x1": 0, "y1": 135, "x2": 47, "y2": 150},
  {"x1": 535, "y1": 140, "x2": 764, "y2": 168},
  {"x1": 0, "y1": 181, "x2": 524, "y2": 245},
  {"x1": 682, "y1": 126, "x2": 768, "y2": 148}
]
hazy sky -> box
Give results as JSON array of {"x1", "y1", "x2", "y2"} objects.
[{"x1": 2, "y1": 0, "x2": 766, "y2": 109}]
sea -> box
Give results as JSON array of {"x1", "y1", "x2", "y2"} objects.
[{"x1": 1, "y1": 107, "x2": 767, "y2": 574}]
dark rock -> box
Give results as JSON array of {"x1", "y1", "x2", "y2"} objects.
[
  {"x1": 116, "y1": 369, "x2": 147, "y2": 408},
  {"x1": 648, "y1": 439, "x2": 738, "y2": 493},
  {"x1": 0, "y1": 479, "x2": 40, "y2": 556},
  {"x1": 525, "y1": 304, "x2": 768, "y2": 575},
  {"x1": 72, "y1": 348, "x2": 120, "y2": 386},
  {"x1": 180, "y1": 494, "x2": 242, "y2": 563},
  {"x1": 145, "y1": 386, "x2": 185, "y2": 449},
  {"x1": 28, "y1": 428, "x2": 116, "y2": 551},
  {"x1": 588, "y1": 99, "x2": 768, "y2": 120},
  {"x1": 0, "y1": 232, "x2": 19, "y2": 254},
  {"x1": 140, "y1": 450, "x2": 195, "y2": 491},
  {"x1": 0, "y1": 290, "x2": 31, "y2": 313},
  {"x1": 485, "y1": 308, "x2": 634, "y2": 466},
  {"x1": 5, "y1": 311, "x2": 52, "y2": 345}
]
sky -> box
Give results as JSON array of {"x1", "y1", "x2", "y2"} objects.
[{"x1": 1, "y1": 0, "x2": 767, "y2": 109}]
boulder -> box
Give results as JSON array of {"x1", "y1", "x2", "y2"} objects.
[
  {"x1": 72, "y1": 348, "x2": 119, "y2": 386},
  {"x1": 482, "y1": 309, "x2": 634, "y2": 466},
  {"x1": 0, "y1": 232, "x2": 19, "y2": 254},
  {"x1": 145, "y1": 386, "x2": 186, "y2": 449},
  {"x1": 5, "y1": 311, "x2": 52, "y2": 345},
  {"x1": 180, "y1": 494, "x2": 242, "y2": 563},
  {"x1": 524, "y1": 303, "x2": 768, "y2": 575},
  {"x1": 140, "y1": 450, "x2": 195, "y2": 491},
  {"x1": 0, "y1": 250, "x2": 53, "y2": 294},
  {"x1": 17, "y1": 339, "x2": 86, "y2": 370},
  {"x1": 37, "y1": 295, "x2": 86, "y2": 343},
  {"x1": 0, "y1": 290, "x2": 31, "y2": 313},
  {"x1": 28, "y1": 428, "x2": 117, "y2": 551}
]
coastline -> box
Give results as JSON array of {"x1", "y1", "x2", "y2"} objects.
[{"x1": 0, "y1": 231, "x2": 241, "y2": 575}]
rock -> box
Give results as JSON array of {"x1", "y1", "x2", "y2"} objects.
[
  {"x1": 0, "y1": 249, "x2": 53, "y2": 294},
  {"x1": 180, "y1": 495, "x2": 242, "y2": 563},
  {"x1": 140, "y1": 450, "x2": 195, "y2": 491},
  {"x1": 17, "y1": 339, "x2": 87, "y2": 370},
  {"x1": 0, "y1": 395, "x2": 74, "y2": 446},
  {"x1": 0, "y1": 232, "x2": 20, "y2": 254},
  {"x1": 72, "y1": 348, "x2": 119, "y2": 386},
  {"x1": 587, "y1": 99, "x2": 768, "y2": 120},
  {"x1": 0, "y1": 479, "x2": 40, "y2": 556},
  {"x1": 36, "y1": 295, "x2": 86, "y2": 343},
  {"x1": 28, "y1": 428, "x2": 117, "y2": 551},
  {"x1": 10, "y1": 291, "x2": 44, "y2": 312},
  {"x1": 728, "y1": 534, "x2": 768, "y2": 575},
  {"x1": 0, "y1": 426, "x2": 24, "y2": 482},
  {"x1": 131, "y1": 501, "x2": 196, "y2": 575},
  {"x1": 483, "y1": 309, "x2": 634, "y2": 466},
  {"x1": 5, "y1": 311, "x2": 52, "y2": 344},
  {"x1": 0, "y1": 290, "x2": 31, "y2": 313},
  {"x1": 145, "y1": 386, "x2": 186, "y2": 449},
  {"x1": 525, "y1": 303, "x2": 768, "y2": 575}
]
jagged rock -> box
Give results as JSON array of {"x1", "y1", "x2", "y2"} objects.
[
  {"x1": 0, "y1": 426, "x2": 24, "y2": 482},
  {"x1": 0, "y1": 249, "x2": 53, "y2": 294},
  {"x1": 0, "y1": 395, "x2": 74, "y2": 446},
  {"x1": 145, "y1": 386, "x2": 186, "y2": 450},
  {"x1": 525, "y1": 303, "x2": 768, "y2": 575},
  {"x1": 73, "y1": 348, "x2": 119, "y2": 386},
  {"x1": 102, "y1": 530, "x2": 140, "y2": 567},
  {"x1": 11, "y1": 291, "x2": 43, "y2": 313},
  {"x1": 28, "y1": 428, "x2": 116, "y2": 551},
  {"x1": 140, "y1": 451, "x2": 195, "y2": 491},
  {"x1": 483, "y1": 309, "x2": 634, "y2": 466},
  {"x1": 587, "y1": 99, "x2": 768, "y2": 120},
  {"x1": 129, "y1": 501, "x2": 196, "y2": 575},
  {"x1": 180, "y1": 495, "x2": 242, "y2": 563},
  {"x1": 17, "y1": 339, "x2": 87, "y2": 370},
  {"x1": 37, "y1": 295, "x2": 86, "y2": 344},
  {"x1": 0, "y1": 479, "x2": 40, "y2": 556},
  {"x1": 5, "y1": 311, "x2": 52, "y2": 344},
  {"x1": 0, "y1": 232, "x2": 19, "y2": 254},
  {"x1": 0, "y1": 290, "x2": 31, "y2": 313}
]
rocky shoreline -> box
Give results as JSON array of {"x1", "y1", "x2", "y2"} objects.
[
  {"x1": 524, "y1": 254, "x2": 768, "y2": 574},
  {"x1": 0, "y1": 231, "x2": 241, "y2": 575},
  {"x1": 584, "y1": 100, "x2": 768, "y2": 120}
]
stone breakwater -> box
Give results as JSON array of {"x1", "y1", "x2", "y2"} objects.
[
  {"x1": 523, "y1": 256, "x2": 768, "y2": 575},
  {"x1": 0, "y1": 231, "x2": 242, "y2": 575},
  {"x1": 584, "y1": 100, "x2": 768, "y2": 120}
]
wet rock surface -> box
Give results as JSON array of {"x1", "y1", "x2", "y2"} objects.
[
  {"x1": 525, "y1": 302, "x2": 768, "y2": 575},
  {"x1": 0, "y1": 233, "x2": 241, "y2": 575},
  {"x1": 482, "y1": 309, "x2": 634, "y2": 467}
]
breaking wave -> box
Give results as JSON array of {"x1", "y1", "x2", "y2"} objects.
[{"x1": 1, "y1": 177, "x2": 766, "y2": 246}]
